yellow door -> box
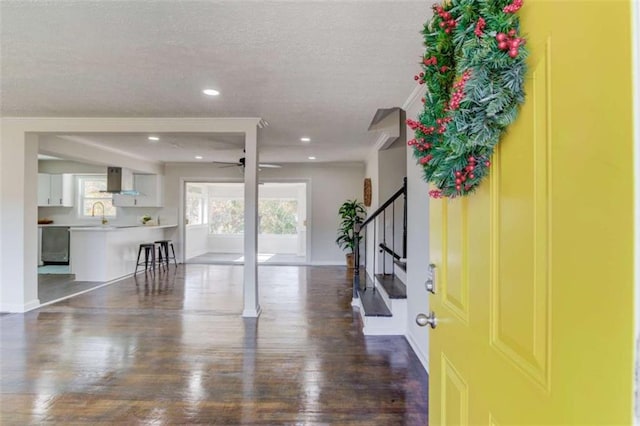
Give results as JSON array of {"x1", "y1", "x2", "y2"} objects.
[{"x1": 428, "y1": 1, "x2": 635, "y2": 424}]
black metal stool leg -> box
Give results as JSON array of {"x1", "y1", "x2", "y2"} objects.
[
  {"x1": 135, "y1": 245, "x2": 143, "y2": 274},
  {"x1": 151, "y1": 246, "x2": 156, "y2": 274},
  {"x1": 170, "y1": 243, "x2": 177, "y2": 266}
]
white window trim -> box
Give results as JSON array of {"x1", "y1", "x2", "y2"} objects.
[{"x1": 76, "y1": 175, "x2": 117, "y2": 219}]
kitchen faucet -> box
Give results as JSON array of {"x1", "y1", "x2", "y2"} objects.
[{"x1": 91, "y1": 201, "x2": 108, "y2": 225}]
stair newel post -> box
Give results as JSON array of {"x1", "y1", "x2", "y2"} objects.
[{"x1": 402, "y1": 177, "x2": 407, "y2": 259}]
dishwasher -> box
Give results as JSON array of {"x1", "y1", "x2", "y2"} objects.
[{"x1": 41, "y1": 227, "x2": 70, "y2": 264}]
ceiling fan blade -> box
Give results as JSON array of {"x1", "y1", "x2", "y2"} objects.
[
  {"x1": 212, "y1": 161, "x2": 242, "y2": 168},
  {"x1": 258, "y1": 163, "x2": 282, "y2": 168}
]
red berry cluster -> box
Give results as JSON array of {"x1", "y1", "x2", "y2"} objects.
[
  {"x1": 406, "y1": 119, "x2": 436, "y2": 136},
  {"x1": 429, "y1": 189, "x2": 444, "y2": 199},
  {"x1": 435, "y1": 5, "x2": 456, "y2": 34},
  {"x1": 453, "y1": 156, "x2": 479, "y2": 192},
  {"x1": 496, "y1": 30, "x2": 525, "y2": 58},
  {"x1": 447, "y1": 70, "x2": 472, "y2": 111},
  {"x1": 435, "y1": 116, "x2": 452, "y2": 134},
  {"x1": 413, "y1": 71, "x2": 426, "y2": 84},
  {"x1": 474, "y1": 17, "x2": 486, "y2": 37},
  {"x1": 423, "y1": 56, "x2": 437, "y2": 66},
  {"x1": 407, "y1": 138, "x2": 432, "y2": 152},
  {"x1": 503, "y1": 0, "x2": 523, "y2": 14},
  {"x1": 419, "y1": 154, "x2": 434, "y2": 165}
]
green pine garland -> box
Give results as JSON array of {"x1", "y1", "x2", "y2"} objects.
[{"x1": 408, "y1": 0, "x2": 527, "y2": 198}]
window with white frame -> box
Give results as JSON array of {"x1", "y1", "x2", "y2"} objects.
[
  {"x1": 186, "y1": 185, "x2": 207, "y2": 225},
  {"x1": 77, "y1": 176, "x2": 116, "y2": 218},
  {"x1": 207, "y1": 197, "x2": 298, "y2": 235}
]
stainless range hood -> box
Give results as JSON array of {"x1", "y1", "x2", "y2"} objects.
[{"x1": 101, "y1": 167, "x2": 139, "y2": 195}]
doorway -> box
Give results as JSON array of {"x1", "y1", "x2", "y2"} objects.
[{"x1": 184, "y1": 182, "x2": 308, "y2": 265}]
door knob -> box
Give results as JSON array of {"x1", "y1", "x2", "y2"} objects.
[{"x1": 416, "y1": 311, "x2": 437, "y2": 329}]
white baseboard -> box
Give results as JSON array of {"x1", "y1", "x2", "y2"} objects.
[
  {"x1": 406, "y1": 330, "x2": 429, "y2": 374},
  {"x1": 0, "y1": 298, "x2": 40, "y2": 313},
  {"x1": 242, "y1": 305, "x2": 262, "y2": 318},
  {"x1": 185, "y1": 248, "x2": 208, "y2": 261}
]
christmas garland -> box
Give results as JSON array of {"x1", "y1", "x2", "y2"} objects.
[{"x1": 408, "y1": 0, "x2": 527, "y2": 198}]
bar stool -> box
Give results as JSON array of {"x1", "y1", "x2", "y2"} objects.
[
  {"x1": 135, "y1": 243, "x2": 157, "y2": 274},
  {"x1": 155, "y1": 240, "x2": 177, "y2": 267}
]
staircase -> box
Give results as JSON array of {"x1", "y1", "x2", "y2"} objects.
[{"x1": 352, "y1": 178, "x2": 407, "y2": 335}]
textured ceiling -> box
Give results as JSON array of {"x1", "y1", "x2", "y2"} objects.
[{"x1": 1, "y1": 0, "x2": 431, "y2": 163}]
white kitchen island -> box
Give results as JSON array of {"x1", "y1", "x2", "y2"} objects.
[{"x1": 69, "y1": 224, "x2": 177, "y2": 282}]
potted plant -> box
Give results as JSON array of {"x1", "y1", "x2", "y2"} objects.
[{"x1": 336, "y1": 199, "x2": 366, "y2": 269}]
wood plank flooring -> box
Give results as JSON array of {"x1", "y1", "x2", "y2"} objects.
[
  {"x1": 0, "y1": 265, "x2": 428, "y2": 425},
  {"x1": 38, "y1": 273, "x2": 105, "y2": 304}
]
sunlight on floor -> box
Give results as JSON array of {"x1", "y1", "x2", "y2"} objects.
[{"x1": 234, "y1": 253, "x2": 275, "y2": 263}]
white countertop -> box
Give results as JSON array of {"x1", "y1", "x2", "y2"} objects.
[{"x1": 68, "y1": 224, "x2": 177, "y2": 232}]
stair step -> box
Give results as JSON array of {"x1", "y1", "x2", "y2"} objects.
[
  {"x1": 375, "y1": 274, "x2": 407, "y2": 299},
  {"x1": 358, "y1": 287, "x2": 392, "y2": 317}
]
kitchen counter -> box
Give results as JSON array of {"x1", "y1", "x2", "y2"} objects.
[
  {"x1": 69, "y1": 224, "x2": 177, "y2": 231},
  {"x1": 69, "y1": 224, "x2": 177, "y2": 282},
  {"x1": 39, "y1": 223, "x2": 176, "y2": 229}
]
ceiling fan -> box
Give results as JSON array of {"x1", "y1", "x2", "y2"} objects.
[{"x1": 212, "y1": 155, "x2": 281, "y2": 169}]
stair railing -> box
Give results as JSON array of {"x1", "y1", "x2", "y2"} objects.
[{"x1": 353, "y1": 177, "x2": 407, "y2": 300}]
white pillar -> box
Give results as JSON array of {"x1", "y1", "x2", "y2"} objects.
[
  {"x1": 0, "y1": 127, "x2": 40, "y2": 312},
  {"x1": 242, "y1": 126, "x2": 261, "y2": 317}
]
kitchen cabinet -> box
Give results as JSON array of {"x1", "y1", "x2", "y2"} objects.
[
  {"x1": 113, "y1": 174, "x2": 163, "y2": 207},
  {"x1": 38, "y1": 173, "x2": 74, "y2": 207}
]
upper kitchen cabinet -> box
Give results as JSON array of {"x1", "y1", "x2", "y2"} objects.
[
  {"x1": 38, "y1": 173, "x2": 74, "y2": 207},
  {"x1": 113, "y1": 174, "x2": 164, "y2": 207}
]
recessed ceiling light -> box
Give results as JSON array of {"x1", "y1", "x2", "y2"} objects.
[
  {"x1": 308, "y1": 156, "x2": 316, "y2": 160},
  {"x1": 300, "y1": 137, "x2": 311, "y2": 142},
  {"x1": 148, "y1": 136, "x2": 159, "y2": 141},
  {"x1": 202, "y1": 89, "x2": 220, "y2": 96},
  {"x1": 195, "y1": 155, "x2": 203, "y2": 160}
]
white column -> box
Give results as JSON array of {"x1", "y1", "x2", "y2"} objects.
[
  {"x1": 0, "y1": 127, "x2": 40, "y2": 312},
  {"x1": 242, "y1": 126, "x2": 261, "y2": 317}
]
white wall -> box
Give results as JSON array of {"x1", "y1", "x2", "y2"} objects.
[
  {"x1": 163, "y1": 162, "x2": 365, "y2": 265},
  {"x1": 39, "y1": 135, "x2": 163, "y2": 174},
  {"x1": 185, "y1": 224, "x2": 209, "y2": 259},
  {"x1": 404, "y1": 87, "x2": 429, "y2": 371},
  {"x1": 364, "y1": 149, "x2": 380, "y2": 274}
]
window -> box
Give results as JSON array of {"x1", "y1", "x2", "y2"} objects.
[
  {"x1": 259, "y1": 199, "x2": 298, "y2": 235},
  {"x1": 78, "y1": 176, "x2": 116, "y2": 218},
  {"x1": 207, "y1": 197, "x2": 298, "y2": 235},
  {"x1": 209, "y1": 198, "x2": 244, "y2": 234},
  {"x1": 186, "y1": 185, "x2": 206, "y2": 225}
]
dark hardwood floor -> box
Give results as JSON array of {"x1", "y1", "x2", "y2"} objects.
[
  {"x1": 38, "y1": 273, "x2": 106, "y2": 304},
  {"x1": 0, "y1": 265, "x2": 428, "y2": 425}
]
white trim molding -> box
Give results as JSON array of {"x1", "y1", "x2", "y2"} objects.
[{"x1": 0, "y1": 299, "x2": 40, "y2": 314}]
